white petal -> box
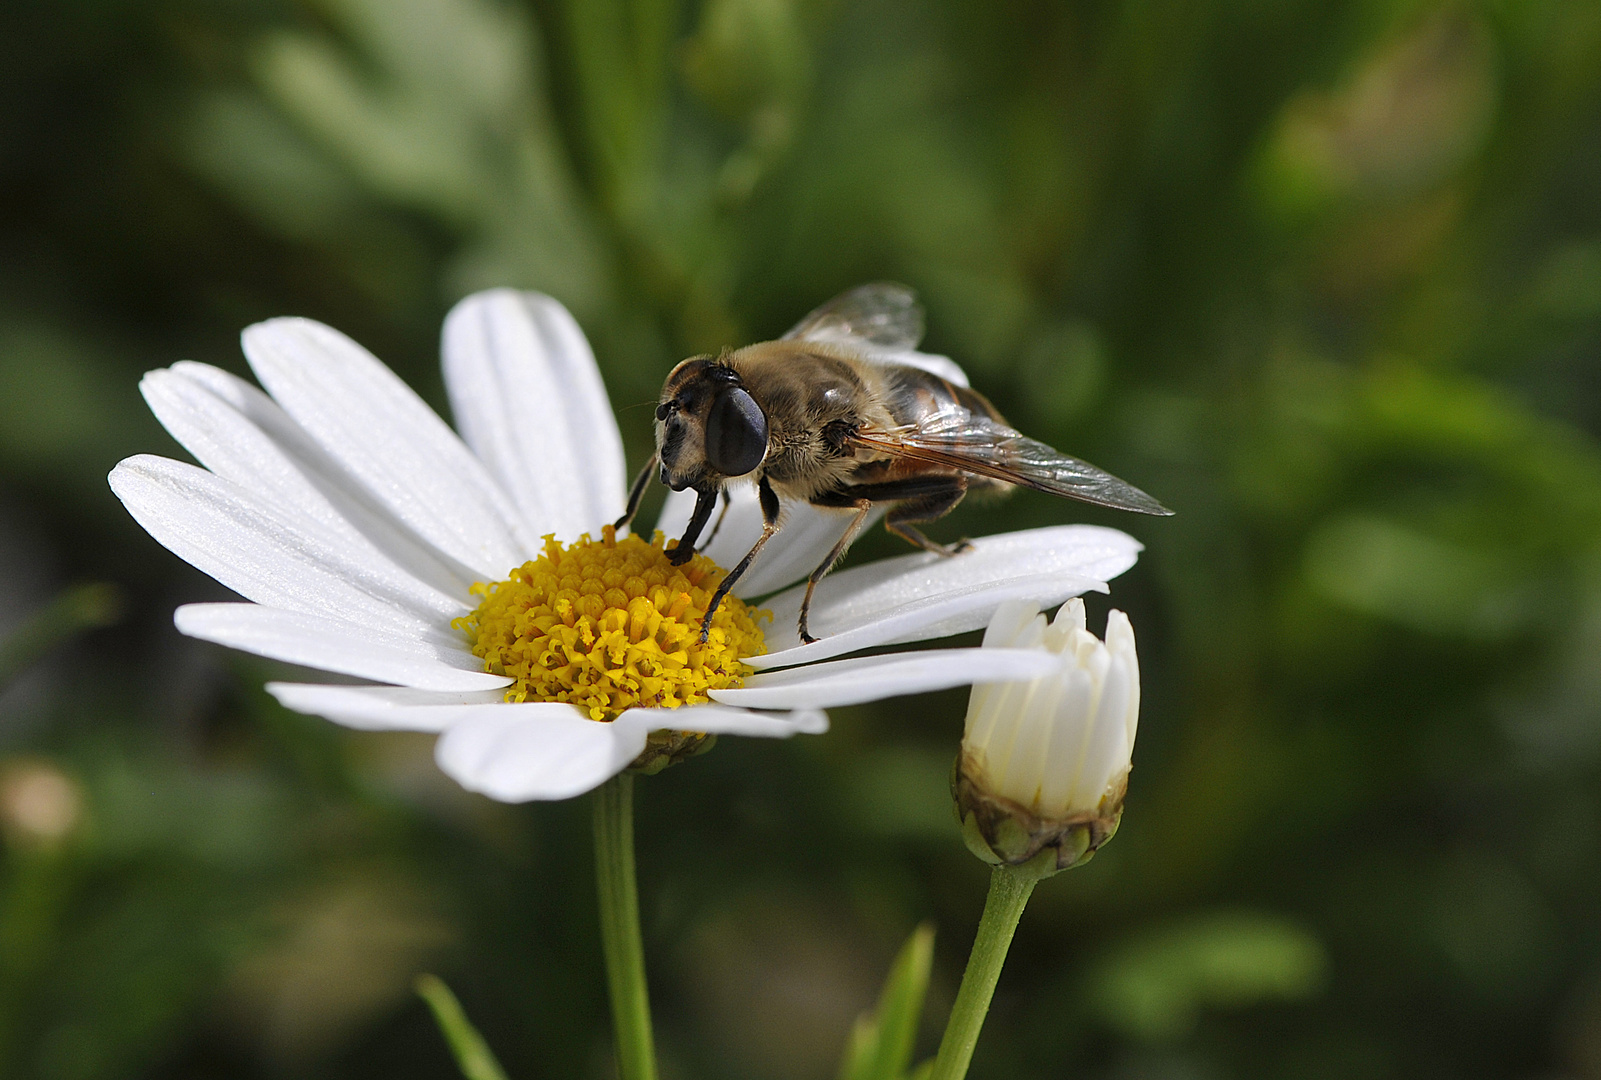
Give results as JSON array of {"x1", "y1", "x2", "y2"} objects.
[
  {"x1": 1053, "y1": 596, "x2": 1089, "y2": 633},
  {"x1": 865, "y1": 348, "x2": 970, "y2": 388},
  {"x1": 1043, "y1": 667, "x2": 1097, "y2": 811},
  {"x1": 143, "y1": 363, "x2": 479, "y2": 596},
  {"x1": 1106, "y1": 609, "x2": 1141, "y2": 744},
  {"x1": 620, "y1": 703, "x2": 829, "y2": 738},
  {"x1": 709, "y1": 647, "x2": 1056, "y2": 710},
  {"x1": 965, "y1": 652, "x2": 1038, "y2": 759},
  {"x1": 267, "y1": 683, "x2": 508, "y2": 732},
  {"x1": 751, "y1": 525, "x2": 1141, "y2": 664},
  {"x1": 752, "y1": 572, "x2": 1107, "y2": 670},
  {"x1": 442, "y1": 290, "x2": 627, "y2": 539},
  {"x1": 991, "y1": 664, "x2": 1057, "y2": 805},
  {"x1": 982, "y1": 599, "x2": 1040, "y2": 649},
  {"x1": 656, "y1": 482, "x2": 886, "y2": 598},
  {"x1": 964, "y1": 600, "x2": 1040, "y2": 736},
  {"x1": 110, "y1": 455, "x2": 464, "y2": 635},
  {"x1": 242, "y1": 317, "x2": 536, "y2": 578},
  {"x1": 434, "y1": 705, "x2": 647, "y2": 801},
  {"x1": 176, "y1": 603, "x2": 509, "y2": 692},
  {"x1": 795, "y1": 330, "x2": 971, "y2": 388},
  {"x1": 1079, "y1": 654, "x2": 1133, "y2": 798}
]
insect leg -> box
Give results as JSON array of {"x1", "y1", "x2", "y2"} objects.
[
  {"x1": 698, "y1": 476, "x2": 782, "y2": 644},
  {"x1": 817, "y1": 474, "x2": 971, "y2": 557},
  {"x1": 667, "y1": 485, "x2": 719, "y2": 566},
  {"x1": 797, "y1": 499, "x2": 873, "y2": 645},
  {"x1": 614, "y1": 451, "x2": 659, "y2": 531},
  {"x1": 884, "y1": 477, "x2": 972, "y2": 556},
  {"x1": 701, "y1": 488, "x2": 733, "y2": 548}
]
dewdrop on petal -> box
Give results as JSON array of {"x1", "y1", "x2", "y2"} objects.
[{"x1": 953, "y1": 598, "x2": 1139, "y2": 873}]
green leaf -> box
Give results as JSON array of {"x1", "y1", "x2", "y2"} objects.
[
  {"x1": 838, "y1": 922, "x2": 934, "y2": 1080},
  {"x1": 415, "y1": 975, "x2": 510, "y2": 1080}
]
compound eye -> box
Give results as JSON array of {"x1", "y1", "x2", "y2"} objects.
[
  {"x1": 703, "y1": 387, "x2": 768, "y2": 476},
  {"x1": 655, "y1": 401, "x2": 673, "y2": 421}
]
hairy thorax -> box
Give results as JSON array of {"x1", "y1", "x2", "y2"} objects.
[{"x1": 727, "y1": 342, "x2": 897, "y2": 501}]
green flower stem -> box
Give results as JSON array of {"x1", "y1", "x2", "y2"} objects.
[
  {"x1": 592, "y1": 773, "x2": 658, "y2": 1080},
  {"x1": 928, "y1": 862, "x2": 1050, "y2": 1080}
]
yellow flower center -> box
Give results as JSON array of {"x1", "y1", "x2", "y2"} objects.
[{"x1": 454, "y1": 526, "x2": 766, "y2": 721}]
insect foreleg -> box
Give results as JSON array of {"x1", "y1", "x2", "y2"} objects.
[
  {"x1": 614, "y1": 452, "x2": 659, "y2": 531},
  {"x1": 697, "y1": 476, "x2": 782, "y2": 644},
  {"x1": 797, "y1": 499, "x2": 873, "y2": 645},
  {"x1": 668, "y1": 485, "x2": 719, "y2": 566},
  {"x1": 701, "y1": 487, "x2": 733, "y2": 548}
]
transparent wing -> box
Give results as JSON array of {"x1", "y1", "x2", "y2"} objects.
[
  {"x1": 783, "y1": 283, "x2": 969, "y2": 386},
  {"x1": 854, "y1": 409, "x2": 1173, "y2": 516},
  {"x1": 783, "y1": 283, "x2": 925, "y2": 351}
]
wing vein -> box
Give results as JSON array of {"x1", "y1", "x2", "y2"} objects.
[{"x1": 851, "y1": 420, "x2": 1172, "y2": 516}]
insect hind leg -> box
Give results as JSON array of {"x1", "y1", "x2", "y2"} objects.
[
  {"x1": 794, "y1": 474, "x2": 970, "y2": 644},
  {"x1": 884, "y1": 478, "x2": 972, "y2": 556}
]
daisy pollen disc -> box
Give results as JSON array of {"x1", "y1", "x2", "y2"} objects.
[{"x1": 456, "y1": 525, "x2": 767, "y2": 720}]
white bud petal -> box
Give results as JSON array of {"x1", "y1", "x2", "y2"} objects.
[
  {"x1": 982, "y1": 598, "x2": 1039, "y2": 649},
  {"x1": 961, "y1": 599, "x2": 1142, "y2": 822}
]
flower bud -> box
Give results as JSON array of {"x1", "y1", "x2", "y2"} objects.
[{"x1": 953, "y1": 598, "x2": 1139, "y2": 872}]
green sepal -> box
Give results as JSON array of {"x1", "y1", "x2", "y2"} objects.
[
  {"x1": 415, "y1": 975, "x2": 510, "y2": 1080},
  {"x1": 952, "y1": 755, "x2": 1122, "y2": 873},
  {"x1": 628, "y1": 730, "x2": 717, "y2": 774},
  {"x1": 958, "y1": 807, "x2": 1003, "y2": 866},
  {"x1": 838, "y1": 922, "x2": 936, "y2": 1080}
]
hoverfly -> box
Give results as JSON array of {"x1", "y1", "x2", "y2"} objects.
[{"x1": 616, "y1": 284, "x2": 1171, "y2": 643}]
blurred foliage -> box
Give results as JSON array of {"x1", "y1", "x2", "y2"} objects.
[
  {"x1": 839, "y1": 922, "x2": 934, "y2": 1080},
  {"x1": 415, "y1": 975, "x2": 511, "y2": 1080},
  {"x1": 1082, "y1": 910, "x2": 1327, "y2": 1043},
  {"x1": 1, "y1": 0, "x2": 1600, "y2": 1077}
]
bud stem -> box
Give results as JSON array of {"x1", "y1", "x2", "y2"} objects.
[
  {"x1": 928, "y1": 861, "x2": 1049, "y2": 1080},
  {"x1": 593, "y1": 773, "x2": 658, "y2": 1080}
]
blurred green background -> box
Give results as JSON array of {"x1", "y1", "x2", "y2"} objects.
[{"x1": 2, "y1": 0, "x2": 1600, "y2": 1076}]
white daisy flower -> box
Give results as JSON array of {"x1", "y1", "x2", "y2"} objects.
[{"x1": 109, "y1": 290, "x2": 1143, "y2": 802}]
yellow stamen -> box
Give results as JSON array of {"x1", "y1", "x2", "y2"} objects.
[{"x1": 454, "y1": 526, "x2": 767, "y2": 721}]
